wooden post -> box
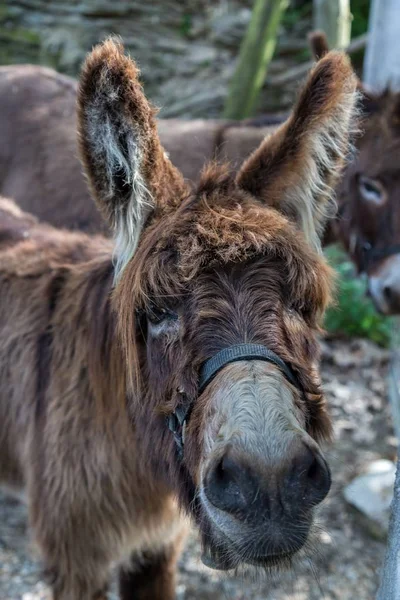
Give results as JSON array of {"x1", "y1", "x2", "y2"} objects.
[
  {"x1": 377, "y1": 318, "x2": 400, "y2": 598},
  {"x1": 313, "y1": 0, "x2": 352, "y2": 49},
  {"x1": 376, "y1": 457, "x2": 400, "y2": 599},
  {"x1": 223, "y1": 0, "x2": 288, "y2": 120},
  {"x1": 364, "y1": 0, "x2": 400, "y2": 92}
]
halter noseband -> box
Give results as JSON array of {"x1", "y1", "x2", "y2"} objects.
[
  {"x1": 167, "y1": 343, "x2": 303, "y2": 458},
  {"x1": 360, "y1": 241, "x2": 400, "y2": 273}
]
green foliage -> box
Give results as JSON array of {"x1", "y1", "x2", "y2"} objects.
[
  {"x1": 282, "y1": 1, "x2": 312, "y2": 28},
  {"x1": 350, "y1": 0, "x2": 370, "y2": 37},
  {"x1": 180, "y1": 13, "x2": 192, "y2": 38},
  {"x1": 324, "y1": 246, "x2": 393, "y2": 347}
]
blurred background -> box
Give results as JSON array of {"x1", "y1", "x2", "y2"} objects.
[{"x1": 1, "y1": 1, "x2": 400, "y2": 599}]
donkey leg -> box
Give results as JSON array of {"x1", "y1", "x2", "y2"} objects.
[
  {"x1": 118, "y1": 541, "x2": 183, "y2": 600},
  {"x1": 45, "y1": 566, "x2": 109, "y2": 600}
]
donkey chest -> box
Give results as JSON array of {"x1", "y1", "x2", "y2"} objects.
[{"x1": 115, "y1": 495, "x2": 185, "y2": 564}]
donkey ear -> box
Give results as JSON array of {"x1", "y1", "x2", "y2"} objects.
[
  {"x1": 236, "y1": 52, "x2": 358, "y2": 250},
  {"x1": 309, "y1": 31, "x2": 371, "y2": 107},
  {"x1": 308, "y1": 30, "x2": 330, "y2": 60},
  {"x1": 77, "y1": 38, "x2": 187, "y2": 275}
]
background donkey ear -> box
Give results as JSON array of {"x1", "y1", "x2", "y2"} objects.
[
  {"x1": 236, "y1": 51, "x2": 359, "y2": 251},
  {"x1": 78, "y1": 38, "x2": 187, "y2": 276},
  {"x1": 308, "y1": 30, "x2": 330, "y2": 60}
]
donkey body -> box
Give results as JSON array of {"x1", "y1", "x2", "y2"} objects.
[
  {"x1": 0, "y1": 40, "x2": 357, "y2": 599},
  {"x1": 0, "y1": 199, "x2": 182, "y2": 598},
  {"x1": 0, "y1": 63, "x2": 277, "y2": 231},
  {"x1": 0, "y1": 65, "x2": 105, "y2": 234}
]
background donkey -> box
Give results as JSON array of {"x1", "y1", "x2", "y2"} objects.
[
  {"x1": 310, "y1": 31, "x2": 400, "y2": 315},
  {"x1": 0, "y1": 63, "x2": 276, "y2": 234},
  {"x1": 0, "y1": 39, "x2": 357, "y2": 599}
]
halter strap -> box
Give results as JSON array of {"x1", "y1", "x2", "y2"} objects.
[
  {"x1": 199, "y1": 343, "x2": 300, "y2": 393},
  {"x1": 360, "y1": 241, "x2": 400, "y2": 273}
]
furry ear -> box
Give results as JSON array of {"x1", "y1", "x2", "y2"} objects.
[
  {"x1": 308, "y1": 30, "x2": 330, "y2": 60},
  {"x1": 309, "y1": 31, "x2": 379, "y2": 116},
  {"x1": 236, "y1": 51, "x2": 359, "y2": 250},
  {"x1": 78, "y1": 37, "x2": 187, "y2": 276}
]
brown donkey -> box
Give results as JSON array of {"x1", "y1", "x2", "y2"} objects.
[
  {"x1": 310, "y1": 31, "x2": 400, "y2": 314},
  {"x1": 0, "y1": 40, "x2": 357, "y2": 599}
]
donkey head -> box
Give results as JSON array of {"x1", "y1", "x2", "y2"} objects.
[
  {"x1": 78, "y1": 39, "x2": 358, "y2": 572},
  {"x1": 310, "y1": 30, "x2": 400, "y2": 315},
  {"x1": 338, "y1": 92, "x2": 400, "y2": 314}
]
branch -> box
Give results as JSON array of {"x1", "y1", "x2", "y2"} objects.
[{"x1": 223, "y1": 0, "x2": 289, "y2": 120}]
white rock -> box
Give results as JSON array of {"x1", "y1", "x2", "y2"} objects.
[{"x1": 344, "y1": 459, "x2": 396, "y2": 538}]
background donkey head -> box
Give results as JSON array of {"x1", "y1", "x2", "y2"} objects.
[
  {"x1": 311, "y1": 31, "x2": 400, "y2": 315},
  {"x1": 78, "y1": 39, "x2": 358, "y2": 572}
]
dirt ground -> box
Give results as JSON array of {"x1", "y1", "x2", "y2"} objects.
[{"x1": 0, "y1": 337, "x2": 395, "y2": 600}]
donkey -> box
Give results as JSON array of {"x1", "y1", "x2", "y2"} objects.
[
  {"x1": 310, "y1": 31, "x2": 400, "y2": 315},
  {"x1": 0, "y1": 62, "x2": 278, "y2": 232},
  {"x1": 0, "y1": 39, "x2": 358, "y2": 599}
]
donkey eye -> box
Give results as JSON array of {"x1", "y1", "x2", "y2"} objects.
[
  {"x1": 147, "y1": 303, "x2": 177, "y2": 325},
  {"x1": 358, "y1": 176, "x2": 385, "y2": 205}
]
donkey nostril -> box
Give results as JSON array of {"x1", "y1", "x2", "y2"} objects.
[
  {"x1": 306, "y1": 456, "x2": 319, "y2": 483},
  {"x1": 204, "y1": 452, "x2": 251, "y2": 515},
  {"x1": 215, "y1": 455, "x2": 234, "y2": 486},
  {"x1": 302, "y1": 450, "x2": 331, "y2": 504},
  {"x1": 210, "y1": 455, "x2": 235, "y2": 494},
  {"x1": 384, "y1": 285, "x2": 393, "y2": 302}
]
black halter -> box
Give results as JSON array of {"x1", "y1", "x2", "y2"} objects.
[
  {"x1": 167, "y1": 343, "x2": 303, "y2": 458},
  {"x1": 360, "y1": 241, "x2": 400, "y2": 273}
]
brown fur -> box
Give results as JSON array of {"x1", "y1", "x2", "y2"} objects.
[
  {"x1": 0, "y1": 40, "x2": 358, "y2": 599},
  {"x1": 308, "y1": 30, "x2": 330, "y2": 60},
  {"x1": 0, "y1": 64, "x2": 106, "y2": 234}
]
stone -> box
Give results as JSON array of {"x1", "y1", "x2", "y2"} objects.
[{"x1": 344, "y1": 459, "x2": 396, "y2": 540}]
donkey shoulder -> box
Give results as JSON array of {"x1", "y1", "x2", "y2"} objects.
[
  {"x1": 0, "y1": 197, "x2": 38, "y2": 249},
  {"x1": 0, "y1": 197, "x2": 111, "y2": 276}
]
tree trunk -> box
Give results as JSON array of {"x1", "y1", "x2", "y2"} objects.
[
  {"x1": 223, "y1": 0, "x2": 288, "y2": 120},
  {"x1": 363, "y1": 0, "x2": 400, "y2": 92},
  {"x1": 313, "y1": 0, "x2": 351, "y2": 49}
]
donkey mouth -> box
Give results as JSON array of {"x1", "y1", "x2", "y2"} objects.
[
  {"x1": 201, "y1": 545, "x2": 297, "y2": 571},
  {"x1": 199, "y1": 499, "x2": 311, "y2": 571},
  {"x1": 200, "y1": 523, "x2": 306, "y2": 571}
]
